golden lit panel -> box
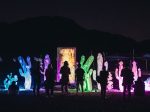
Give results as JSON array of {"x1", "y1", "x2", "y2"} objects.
[{"x1": 57, "y1": 47, "x2": 76, "y2": 84}]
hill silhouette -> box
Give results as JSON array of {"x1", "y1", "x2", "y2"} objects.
[
  {"x1": 0, "y1": 16, "x2": 147, "y2": 58},
  {"x1": 0, "y1": 16, "x2": 150, "y2": 79},
  {"x1": 1, "y1": 16, "x2": 150, "y2": 88}
]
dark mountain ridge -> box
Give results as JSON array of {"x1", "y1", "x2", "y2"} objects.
[{"x1": 0, "y1": 16, "x2": 148, "y2": 57}]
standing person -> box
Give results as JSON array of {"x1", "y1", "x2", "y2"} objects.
[
  {"x1": 134, "y1": 77, "x2": 145, "y2": 96},
  {"x1": 32, "y1": 59, "x2": 41, "y2": 96},
  {"x1": 99, "y1": 66, "x2": 109, "y2": 100},
  {"x1": 121, "y1": 63, "x2": 134, "y2": 99},
  {"x1": 45, "y1": 63, "x2": 55, "y2": 97},
  {"x1": 75, "y1": 63, "x2": 84, "y2": 93},
  {"x1": 8, "y1": 81, "x2": 19, "y2": 96},
  {"x1": 60, "y1": 61, "x2": 71, "y2": 93}
]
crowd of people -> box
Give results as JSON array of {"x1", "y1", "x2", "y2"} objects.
[{"x1": 8, "y1": 59, "x2": 145, "y2": 100}]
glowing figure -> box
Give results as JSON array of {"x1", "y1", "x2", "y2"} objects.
[
  {"x1": 115, "y1": 61, "x2": 124, "y2": 91},
  {"x1": 97, "y1": 53, "x2": 103, "y2": 76},
  {"x1": 97, "y1": 53, "x2": 103, "y2": 90},
  {"x1": 107, "y1": 72, "x2": 113, "y2": 90},
  {"x1": 80, "y1": 55, "x2": 94, "y2": 92},
  {"x1": 104, "y1": 61, "x2": 108, "y2": 71},
  {"x1": 144, "y1": 77, "x2": 150, "y2": 91},
  {"x1": 104, "y1": 61, "x2": 113, "y2": 90},
  {"x1": 18, "y1": 56, "x2": 31, "y2": 89},
  {"x1": 92, "y1": 70, "x2": 97, "y2": 81},
  {"x1": 138, "y1": 68, "x2": 142, "y2": 77},
  {"x1": 40, "y1": 54, "x2": 50, "y2": 81},
  {"x1": 4, "y1": 73, "x2": 18, "y2": 90},
  {"x1": 132, "y1": 61, "x2": 138, "y2": 81}
]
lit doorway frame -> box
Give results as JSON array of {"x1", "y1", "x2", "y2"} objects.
[{"x1": 57, "y1": 47, "x2": 76, "y2": 84}]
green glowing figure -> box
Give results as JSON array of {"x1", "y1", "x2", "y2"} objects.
[{"x1": 80, "y1": 55, "x2": 94, "y2": 92}]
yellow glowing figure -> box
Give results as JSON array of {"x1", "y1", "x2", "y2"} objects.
[{"x1": 57, "y1": 47, "x2": 76, "y2": 84}]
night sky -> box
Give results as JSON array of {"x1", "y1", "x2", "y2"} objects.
[{"x1": 0, "y1": 1, "x2": 150, "y2": 41}]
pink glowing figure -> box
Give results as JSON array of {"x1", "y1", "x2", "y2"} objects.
[
  {"x1": 144, "y1": 77, "x2": 150, "y2": 91},
  {"x1": 138, "y1": 68, "x2": 141, "y2": 77},
  {"x1": 132, "y1": 61, "x2": 138, "y2": 81},
  {"x1": 104, "y1": 61, "x2": 113, "y2": 90},
  {"x1": 115, "y1": 61, "x2": 124, "y2": 91},
  {"x1": 104, "y1": 61, "x2": 108, "y2": 71},
  {"x1": 44, "y1": 54, "x2": 51, "y2": 69},
  {"x1": 97, "y1": 53, "x2": 103, "y2": 76},
  {"x1": 115, "y1": 68, "x2": 119, "y2": 80},
  {"x1": 107, "y1": 72, "x2": 113, "y2": 90},
  {"x1": 97, "y1": 53, "x2": 103, "y2": 90}
]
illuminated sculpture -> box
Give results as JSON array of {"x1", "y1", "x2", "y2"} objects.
[
  {"x1": 40, "y1": 54, "x2": 50, "y2": 81},
  {"x1": 138, "y1": 68, "x2": 142, "y2": 77},
  {"x1": 144, "y1": 77, "x2": 150, "y2": 91},
  {"x1": 104, "y1": 61, "x2": 113, "y2": 90},
  {"x1": 132, "y1": 61, "x2": 138, "y2": 81},
  {"x1": 18, "y1": 56, "x2": 31, "y2": 89},
  {"x1": 92, "y1": 70, "x2": 97, "y2": 81},
  {"x1": 115, "y1": 61, "x2": 124, "y2": 91},
  {"x1": 97, "y1": 53, "x2": 103, "y2": 90},
  {"x1": 80, "y1": 55, "x2": 94, "y2": 92},
  {"x1": 107, "y1": 72, "x2": 113, "y2": 90},
  {"x1": 104, "y1": 61, "x2": 108, "y2": 71},
  {"x1": 3, "y1": 73, "x2": 18, "y2": 90}
]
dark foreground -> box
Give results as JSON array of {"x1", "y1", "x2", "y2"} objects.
[{"x1": 0, "y1": 90, "x2": 150, "y2": 112}]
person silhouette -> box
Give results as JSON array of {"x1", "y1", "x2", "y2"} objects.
[
  {"x1": 134, "y1": 77, "x2": 145, "y2": 96},
  {"x1": 8, "y1": 81, "x2": 19, "y2": 95},
  {"x1": 32, "y1": 59, "x2": 41, "y2": 96},
  {"x1": 60, "y1": 61, "x2": 71, "y2": 93},
  {"x1": 99, "y1": 66, "x2": 109, "y2": 100},
  {"x1": 75, "y1": 63, "x2": 84, "y2": 93},
  {"x1": 45, "y1": 63, "x2": 55, "y2": 97},
  {"x1": 121, "y1": 64, "x2": 134, "y2": 99}
]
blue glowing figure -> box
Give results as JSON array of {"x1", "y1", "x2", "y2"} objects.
[
  {"x1": 18, "y1": 56, "x2": 31, "y2": 89},
  {"x1": 3, "y1": 73, "x2": 18, "y2": 90}
]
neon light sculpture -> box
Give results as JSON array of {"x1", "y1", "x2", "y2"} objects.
[
  {"x1": 144, "y1": 77, "x2": 150, "y2": 91},
  {"x1": 104, "y1": 61, "x2": 113, "y2": 90},
  {"x1": 132, "y1": 61, "x2": 138, "y2": 81},
  {"x1": 97, "y1": 53, "x2": 103, "y2": 90},
  {"x1": 138, "y1": 68, "x2": 141, "y2": 77},
  {"x1": 92, "y1": 70, "x2": 97, "y2": 81},
  {"x1": 57, "y1": 47, "x2": 76, "y2": 83},
  {"x1": 80, "y1": 55, "x2": 94, "y2": 92},
  {"x1": 115, "y1": 61, "x2": 124, "y2": 91},
  {"x1": 107, "y1": 72, "x2": 113, "y2": 90},
  {"x1": 104, "y1": 61, "x2": 108, "y2": 71},
  {"x1": 18, "y1": 56, "x2": 31, "y2": 89},
  {"x1": 4, "y1": 73, "x2": 18, "y2": 89},
  {"x1": 40, "y1": 54, "x2": 50, "y2": 81}
]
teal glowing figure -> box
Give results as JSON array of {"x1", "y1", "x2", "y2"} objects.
[
  {"x1": 80, "y1": 55, "x2": 94, "y2": 92},
  {"x1": 18, "y1": 56, "x2": 31, "y2": 89},
  {"x1": 3, "y1": 73, "x2": 18, "y2": 89}
]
